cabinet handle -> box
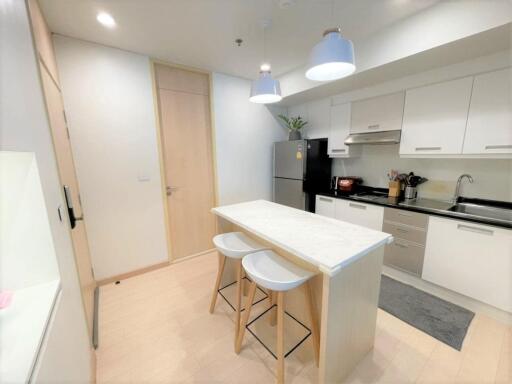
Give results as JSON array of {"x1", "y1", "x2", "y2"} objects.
[
  {"x1": 367, "y1": 124, "x2": 380, "y2": 130},
  {"x1": 349, "y1": 202, "x2": 367, "y2": 210},
  {"x1": 397, "y1": 211, "x2": 412, "y2": 217},
  {"x1": 485, "y1": 145, "x2": 512, "y2": 150},
  {"x1": 331, "y1": 148, "x2": 346, "y2": 153},
  {"x1": 395, "y1": 227, "x2": 409, "y2": 233},
  {"x1": 415, "y1": 146, "x2": 441, "y2": 151},
  {"x1": 394, "y1": 242, "x2": 409, "y2": 248},
  {"x1": 319, "y1": 197, "x2": 333, "y2": 202},
  {"x1": 457, "y1": 224, "x2": 494, "y2": 236}
]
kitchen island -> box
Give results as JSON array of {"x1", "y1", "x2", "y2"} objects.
[{"x1": 212, "y1": 200, "x2": 393, "y2": 383}]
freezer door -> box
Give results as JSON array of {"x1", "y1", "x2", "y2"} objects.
[
  {"x1": 274, "y1": 140, "x2": 306, "y2": 180},
  {"x1": 274, "y1": 177, "x2": 305, "y2": 210}
]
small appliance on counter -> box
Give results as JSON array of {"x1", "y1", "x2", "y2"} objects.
[{"x1": 331, "y1": 176, "x2": 363, "y2": 194}]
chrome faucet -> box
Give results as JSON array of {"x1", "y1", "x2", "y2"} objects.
[{"x1": 453, "y1": 174, "x2": 474, "y2": 203}]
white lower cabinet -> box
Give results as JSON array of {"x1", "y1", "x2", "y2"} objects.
[
  {"x1": 315, "y1": 195, "x2": 336, "y2": 218},
  {"x1": 423, "y1": 216, "x2": 512, "y2": 312},
  {"x1": 315, "y1": 196, "x2": 384, "y2": 230},
  {"x1": 334, "y1": 200, "x2": 384, "y2": 231}
]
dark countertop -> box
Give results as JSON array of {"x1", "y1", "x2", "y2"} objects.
[{"x1": 317, "y1": 188, "x2": 512, "y2": 230}]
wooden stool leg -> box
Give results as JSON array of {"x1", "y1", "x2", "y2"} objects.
[
  {"x1": 277, "y1": 291, "x2": 285, "y2": 384},
  {"x1": 209, "y1": 253, "x2": 226, "y2": 313},
  {"x1": 304, "y1": 281, "x2": 320, "y2": 367},
  {"x1": 234, "y1": 259, "x2": 243, "y2": 347},
  {"x1": 268, "y1": 290, "x2": 277, "y2": 326},
  {"x1": 235, "y1": 281, "x2": 257, "y2": 354}
]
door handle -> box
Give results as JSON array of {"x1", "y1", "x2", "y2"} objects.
[
  {"x1": 63, "y1": 185, "x2": 83, "y2": 229},
  {"x1": 166, "y1": 186, "x2": 180, "y2": 196}
]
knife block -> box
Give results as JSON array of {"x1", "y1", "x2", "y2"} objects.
[{"x1": 388, "y1": 181, "x2": 401, "y2": 197}]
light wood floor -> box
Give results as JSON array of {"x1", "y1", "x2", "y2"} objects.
[{"x1": 97, "y1": 252, "x2": 511, "y2": 383}]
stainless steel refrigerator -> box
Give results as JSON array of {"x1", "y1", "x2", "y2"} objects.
[{"x1": 273, "y1": 139, "x2": 331, "y2": 212}]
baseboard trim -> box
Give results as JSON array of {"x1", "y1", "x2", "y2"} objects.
[
  {"x1": 382, "y1": 265, "x2": 512, "y2": 325},
  {"x1": 97, "y1": 261, "x2": 170, "y2": 286},
  {"x1": 170, "y1": 248, "x2": 216, "y2": 265},
  {"x1": 96, "y1": 249, "x2": 217, "y2": 286}
]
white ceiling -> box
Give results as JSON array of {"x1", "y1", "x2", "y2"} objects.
[{"x1": 40, "y1": 0, "x2": 438, "y2": 80}]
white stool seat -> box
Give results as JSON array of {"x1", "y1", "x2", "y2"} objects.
[
  {"x1": 213, "y1": 232, "x2": 265, "y2": 259},
  {"x1": 242, "y1": 250, "x2": 315, "y2": 292}
]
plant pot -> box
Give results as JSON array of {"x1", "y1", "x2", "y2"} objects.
[{"x1": 289, "y1": 130, "x2": 302, "y2": 141}]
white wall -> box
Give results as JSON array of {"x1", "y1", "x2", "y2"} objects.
[
  {"x1": 54, "y1": 36, "x2": 168, "y2": 280},
  {"x1": 0, "y1": 1, "x2": 91, "y2": 381},
  {"x1": 212, "y1": 73, "x2": 287, "y2": 205},
  {"x1": 0, "y1": 152, "x2": 59, "y2": 291}
]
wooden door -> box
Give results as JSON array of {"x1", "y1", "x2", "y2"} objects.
[
  {"x1": 39, "y1": 66, "x2": 96, "y2": 337},
  {"x1": 28, "y1": 0, "x2": 96, "y2": 341},
  {"x1": 155, "y1": 64, "x2": 216, "y2": 260}
]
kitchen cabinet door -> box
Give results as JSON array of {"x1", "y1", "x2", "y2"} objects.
[
  {"x1": 335, "y1": 200, "x2": 384, "y2": 231},
  {"x1": 328, "y1": 103, "x2": 361, "y2": 158},
  {"x1": 463, "y1": 68, "x2": 512, "y2": 155},
  {"x1": 400, "y1": 77, "x2": 473, "y2": 156},
  {"x1": 315, "y1": 195, "x2": 336, "y2": 218},
  {"x1": 423, "y1": 216, "x2": 512, "y2": 312},
  {"x1": 307, "y1": 98, "x2": 331, "y2": 139},
  {"x1": 350, "y1": 91, "x2": 404, "y2": 134}
]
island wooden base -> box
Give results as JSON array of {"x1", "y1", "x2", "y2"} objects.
[{"x1": 214, "y1": 216, "x2": 384, "y2": 383}]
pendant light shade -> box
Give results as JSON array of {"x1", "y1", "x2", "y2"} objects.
[
  {"x1": 305, "y1": 28, "x2": 355, "y2": 82},
  {"x1": 249, "y1": 68, "x2": 282, "y2": 104}
]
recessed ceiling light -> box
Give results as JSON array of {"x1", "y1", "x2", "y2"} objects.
[{"x1": 96, "y1": 12, "x2": 116, "y2": 28}]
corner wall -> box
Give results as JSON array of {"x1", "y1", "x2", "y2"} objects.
[
  {"x1": 0, "y1": 1, "x2": 92, "y2": 381},
  {"x1": 211, "y1": 73, "x2": 288, "y2": 205}
]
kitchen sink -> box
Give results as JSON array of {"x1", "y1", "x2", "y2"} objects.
[{"x1": 447, "y1": 202, "x2": 512, "y2": 223}]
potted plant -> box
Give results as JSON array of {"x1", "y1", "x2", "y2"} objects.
[{"x1": 278, "y1": 115, "x2": 308, "y2": 140}]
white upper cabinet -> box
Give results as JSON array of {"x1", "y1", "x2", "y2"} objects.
[
  {"x1": 463, "y1": 68, "x2": 512, "y2": 155},
  {"x1": 350, "y1": 91, "x2": 405, "y2": 134},
  {"x1": 328, "y1": 103, "x2": 360, "y2": 158},
  {"x1": 400, "y1": 77, "x2": 473, "y2": 156},
  {"x1": 307, "y1": 98, "x2": 331, "y2": 139}
]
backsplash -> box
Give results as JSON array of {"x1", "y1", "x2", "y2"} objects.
[{"x1": 332, "y1": 145, "x2": 512, "y2": 202}]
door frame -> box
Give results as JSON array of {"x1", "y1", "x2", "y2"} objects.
[{"x1": 149, "y1": 59, "x2": 219, "y2": 262}]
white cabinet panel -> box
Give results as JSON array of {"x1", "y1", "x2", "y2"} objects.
[
  {"x1": 423, "y1": 216, "x2": 512, "y2": 312},
  {"x1": 307, "y1": 98, "x2": 331, "y2": 139},
  {"x1": 315, "y1": 195, "x2": 336, "y2": 218},
  {"x1": 350, "y1": 92, "x2": 404, "y2": 134},
  {"x1": 335, "y1": 200, "x2": 384, "y2": 231},
  {"x1": 400, "y1": 77, "x2": 473, "y2": 155},
  {"x1": 328, "y1": 103, "x2": 360, "y2": 158},
  {"x1": 463, "y1": 68, "x2": 512, "y2": 155}
]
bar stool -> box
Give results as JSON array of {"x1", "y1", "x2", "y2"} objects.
[
  {"x1": 235, "y1": 250, "x2": 320, "y2": 384},
  {"x1": 209, "y1": 232, "x2": 266, "y2": 347}
]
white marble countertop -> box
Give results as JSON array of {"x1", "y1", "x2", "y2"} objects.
[{"x1": 212, "y1": 200, "x2": 393, "y2": 276}]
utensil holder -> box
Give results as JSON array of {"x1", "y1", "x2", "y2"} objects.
[
  {"x1": 404, "y1": 186, "x2": 418, "y2": 199},
  {"x1": 388, "y1": 181, "x2": 401, "y2": 197}
]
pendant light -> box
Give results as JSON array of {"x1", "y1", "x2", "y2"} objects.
[
  {"x1": 249, "y1": 21, "x2": 282, "y2": 104},
  {"x1": 305, "y1": 1, "x2": 355, "y2": 81}
]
